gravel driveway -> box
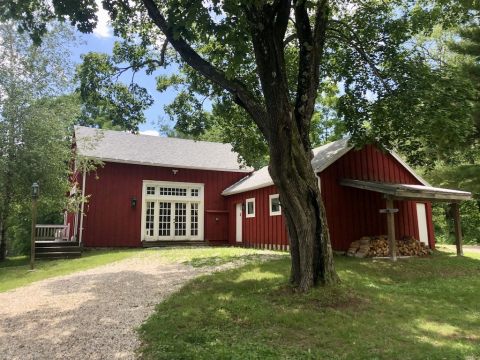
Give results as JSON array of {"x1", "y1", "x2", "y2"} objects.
[{"x1": 0, "y1": 253, "x2": 247, "y2": 360}]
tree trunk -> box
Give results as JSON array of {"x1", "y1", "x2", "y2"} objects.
[
  {"x1": 140, "y1": 0, "x2": 338, "y2": 291},
  {"x1": 0, "y1": 220, "x2": 6, "y2": 261},
  {"x1": 268, "y1": 118, "x2": 338, "y2": 291}
]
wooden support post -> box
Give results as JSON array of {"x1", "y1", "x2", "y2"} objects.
[
  {"x1": 386, "y1": 197, "x2": 397, "y2": 261},
  {"x1": 30, "y1": 197, "x2": 37, "y2": 270},
  {"x1": 451, "y1": 202, "x2": 463, "y2": 257}
]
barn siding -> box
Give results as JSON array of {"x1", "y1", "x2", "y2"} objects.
[
  {"x1": 225, "y1": 185, "x2": 289, "y2": 249},
  {"x1": 225, "y1": 145, "x2": 435, "y2": 251},
  {"x1": 79, "y1": 162, "x2": 247, "y2": 247},
  {"x1": 320, "y1": 145, "x2": 434, "y2": 250}
]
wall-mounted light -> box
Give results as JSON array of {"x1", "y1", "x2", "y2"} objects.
[
  {"x1": 131, "y1": 196, "x2": 137, "y2": 208},
  {"x1": 172, "y1": 169, "x2": 178, "y2": 175}
]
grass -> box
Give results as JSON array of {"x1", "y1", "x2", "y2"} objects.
[
  {"x1": 0, "y1": 249, "x2": 142, "y2": 292},
  {"x1": 139, "y1": 248, "x2": 480, "y2": 360},
  {"x1": 157, "y1": 247, "x2": 284, "y2": 267},
  {"x1": 0, "y1": 247, "x2": 281, "y2": 293}
]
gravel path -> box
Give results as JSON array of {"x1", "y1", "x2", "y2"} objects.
[{"x1": 0, "y1": 253, "x2": 255, "y2": 360}]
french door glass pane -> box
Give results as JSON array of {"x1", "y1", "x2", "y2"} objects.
[
  {"x1": 145, "y1": 201, "x2": 155, "y2": 236},
  {"x1": 191, "y1": 203, "x2": 199, "y2": 236},
  {"x1": 175, "y1": 203, "x2": 187, "y2": 236},
  {"x1": 158, "y1": 202, "x2": 171, "y2": 236}
]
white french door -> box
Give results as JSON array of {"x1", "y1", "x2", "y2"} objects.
[{"x1": 142, "y1": 181, "x2": 204, "y2": 241}]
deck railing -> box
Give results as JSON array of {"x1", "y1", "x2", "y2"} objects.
[{"x1": 35, "y1": 224, "x2": 71, "y2": 242}]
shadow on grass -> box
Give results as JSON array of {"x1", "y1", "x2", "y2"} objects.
[
  {"x1": 185, "y1": 253, "x2": 280, "y2": 268},
  {"x1": 139, "y1": 254, "x2": 480, "y2": 360}
]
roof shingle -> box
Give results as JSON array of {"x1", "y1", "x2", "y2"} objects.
[{"x1": 74, "y1": 126, "x2": 251, "y2": 172}]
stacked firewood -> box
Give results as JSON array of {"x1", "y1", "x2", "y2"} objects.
[{"x1": 347, "y1": 235, "x2": 430, "y2": 258}]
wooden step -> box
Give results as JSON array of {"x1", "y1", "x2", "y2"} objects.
[
  {"x1": 36, "y1": 252, "x2": 82, "y2": 259},
  {"x1": 35, "y1": 241, "x2": 80, "y2": 247},
  {"x1": 142, "y1": 240, "x2": 208, "y2": 248},
  {"x1": 36, "y1": 246, "x2": 82, "y2": 253},
  {"x1": 35, "y1": 241, "x2": 82, "y2": 259}
]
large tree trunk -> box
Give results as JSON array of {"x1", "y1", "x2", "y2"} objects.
[
  {"x1": 268, "y1": 116, "x2": 338, "y2": 291},
  {"x1": 140, "y1": 0, "x2": 338, "y2": 291}
]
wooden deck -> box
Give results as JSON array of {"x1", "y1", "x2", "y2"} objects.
[{"x1": 35, "y1": 225, "x2": 82, "y2": 259}]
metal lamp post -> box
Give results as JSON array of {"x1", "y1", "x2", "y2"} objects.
[{"x1": 30, "y1": 182, "x2": 39, "y2": 270}]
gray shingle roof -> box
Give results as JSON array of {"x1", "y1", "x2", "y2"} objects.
[{"x1": 74, "y1": 126, "x2": 251, "y2": 172}]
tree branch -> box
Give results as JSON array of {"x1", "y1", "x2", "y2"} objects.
[
  {"x1": 327, "y1": 22, "x2": 392, "y2": 92},
  {"x1": 140, "y1": 0, "x2": 269, "y2": 136},
  {"x1": 293, "y1": 0, "x2": 329, "y2": 151},
  {"x1": 273, "y1": 0, "x2": 290, "y2": 43}
]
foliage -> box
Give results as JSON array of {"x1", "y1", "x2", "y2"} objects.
[
  {"x1": 140, "y1": 250, "x2": 480, "y2": 359},
  {"x1": 75, "y1": 52, "x2": 154, "y2": 131},
  {"x1": 0, "y1": 22, "x2": 79, "y2": 257},
  {"x1": 432, "y1": 201, "x2": 480, "y2": 244}
]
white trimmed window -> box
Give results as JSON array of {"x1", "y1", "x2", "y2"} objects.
[
  {"x1": 269, "y1": 194, "x2": 281, "y2": 216},
  {"x1": 141, "y1": 181, "x2": 204, "y2": 241},
  {"x1": 245, "y1": 198, "x2": 255, "y2": 218}
]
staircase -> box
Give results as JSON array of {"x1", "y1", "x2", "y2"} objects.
[
  {"x1": 34, "y1": 224, "x2": 82, "y2": 259},
  {"x1": 35, "y1": 241, "x2": 82, "y2": 259}
]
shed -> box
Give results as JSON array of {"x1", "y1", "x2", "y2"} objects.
[{"x1": 223, "y1": 139, "x2": 472, "y2": 258}]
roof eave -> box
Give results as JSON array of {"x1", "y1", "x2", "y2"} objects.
[{"x1": 78, "y1": 155, "x2": 253, "y2": 173}]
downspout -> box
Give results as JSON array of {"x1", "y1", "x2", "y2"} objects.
[{"x1": 78, "y1": 169, "x2": 86, "y2": 246}]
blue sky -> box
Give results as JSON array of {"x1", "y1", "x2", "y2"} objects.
[{"x1": 69, "y1": 7, "x2": 178, "y2": 136}]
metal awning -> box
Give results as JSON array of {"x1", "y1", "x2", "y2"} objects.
[{"x1": 340, "y1": 179, "x2": 472, "y2": 202}]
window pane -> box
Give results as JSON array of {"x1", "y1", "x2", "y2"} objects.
[
  {"x1": 247, "y1": 201, "x2": 254, "y2": 214},
  {"x1": 271, "y1": 197, "x2": 280, "y2": 212}
]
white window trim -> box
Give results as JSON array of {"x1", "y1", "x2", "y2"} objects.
[
  {"x1": 140, "y1": 180, "x2": 205, "y2": 241},
  {"x1": 245, "y1": 198, "x2": 255, "y2": 218},
  {"x1": 269, "y1": 194, "x2": 281, "y2": 216}
]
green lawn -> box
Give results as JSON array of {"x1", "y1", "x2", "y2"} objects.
[
  {"x1": 0, "y1": 249, "x2": 142, "y2": 292},
  {"x1": 139, "y1": 248, "x2": 480, "y2": 360},
  {"x1": 0, "y1": 247, "x2": 281, "y2": 293}
]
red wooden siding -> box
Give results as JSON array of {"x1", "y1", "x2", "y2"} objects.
[
  {"x1": 225, "y1": 185, "x2": 289, "y2": 249},
  {"x1": 225, "y1": 145, "x2": 435, "y2": 251},
  {"x1": 78, "y1": 162, "x2": 246, "y2": 247},
  {"x1": 320, "y1": 145, "x2": 435, "y2": 250}
]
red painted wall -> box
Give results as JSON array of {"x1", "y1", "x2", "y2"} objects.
[
  {"x1": 321, "y1": 145, "x2": 435, "y2": 250},
  {"x1": 225, "y1": 145, "x2": 435, "y2": 250},
  {"x1": 77, "y1": 162, "x2": 247, "y2": 247},
  {"x1": 226, "y1": 185, "x2": 289, "y2": 250}
]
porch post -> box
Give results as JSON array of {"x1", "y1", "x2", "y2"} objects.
[
  {"x1": 451, "y1": 202, "x2": 463, "y2": 256},
  {"x1": 386, "y1": 197, "x2": 397, "y2": 261}
]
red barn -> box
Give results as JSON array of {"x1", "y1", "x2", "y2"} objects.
[{"x1": 69, "y1": 127, "x2": 471, "y2": 253}]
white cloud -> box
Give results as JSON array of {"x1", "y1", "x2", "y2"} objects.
[
  {"x1": 140, "y1": 130, "x2": 160, "y2": 136},
  {"x1": 93, "y1": 0, "x2": 113, "y2": 38}
]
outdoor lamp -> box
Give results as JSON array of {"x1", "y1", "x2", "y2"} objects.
[
  {"x1": 31, "y1": 182, "x2": 40, "y2": 199},
  {"x1": 131, "y1": 196, "x2": 137, "y2": 208}
]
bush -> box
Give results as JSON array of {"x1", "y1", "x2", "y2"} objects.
[{"x1": 432, "y1": 200, "x2": 480, "y2": 244}]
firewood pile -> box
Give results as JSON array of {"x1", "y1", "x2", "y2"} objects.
[{"x1": 347, "y1": 235, "x2": 430, "y2": 258}]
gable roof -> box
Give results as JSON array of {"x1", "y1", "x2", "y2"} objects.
[
  {"x1": 74, "y1": 126, "x2": 251, "y2": 172},
  {"x1": 222, "y1": 138, "x2": 429, "y2": 196}
]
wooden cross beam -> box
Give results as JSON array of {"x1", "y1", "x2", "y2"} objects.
[{"x1": 380, "y1": 197, "x2": 398, "y2": 261}]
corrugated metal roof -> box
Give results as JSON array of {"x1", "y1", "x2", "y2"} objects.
[
  {"x1": 222, "y1": 138, "x2": 430, "y2": 196},
  {"x1": 74, "y1": 126, "x2": 251, "y2": 172}
]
